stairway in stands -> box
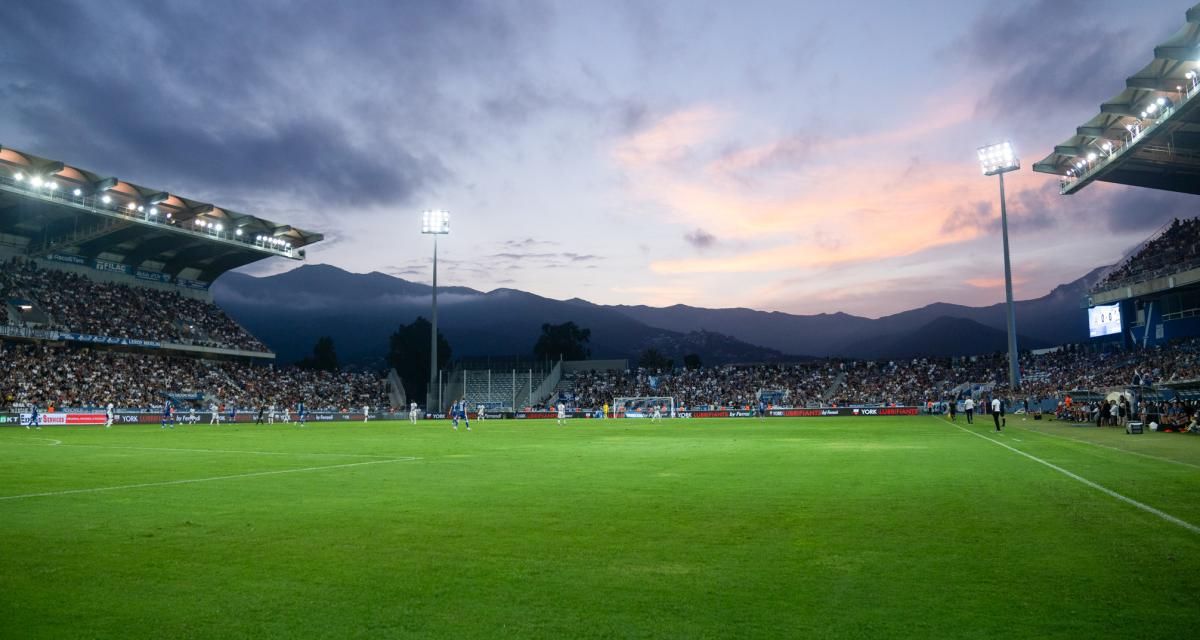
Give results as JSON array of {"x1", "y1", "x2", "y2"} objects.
[{"x1": 820, "y1": 372, "x2": 847, "y2": 405}]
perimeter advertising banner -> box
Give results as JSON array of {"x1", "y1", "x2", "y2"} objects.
[
  {"x1": 42, "y1": 253, "x2": 209, "y2": 291},
  {"x1": 506, "y1": 408, "x2": 921, "y2": 419},
  {"x1": 2, "y1": 411, "x2": 379, "y2": 427},
  {"x1": 16, "y1": 412, "x2": 107, "y2": 426}
]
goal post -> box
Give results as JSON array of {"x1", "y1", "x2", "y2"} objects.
[{"x1": 612, "y1": 397, "x2": 676, "y2": 418}]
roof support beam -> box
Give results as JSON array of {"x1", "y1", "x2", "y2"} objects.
[
  {"x1": 1100, "y1": 103, "x2": 1142, "y2": 117},
  {"x1": 34, "y1": 161, "x2": 64, "y2": 177},
  {"x1": 144, "y1": 192, "x2": 169, "y2": 204},
  {"x1": 92, "y1": 176, "x2": 118, "y2": 192},
  {"x1": 1154, "y1": 45, "x2": 1200, "y2": 59},
  {"x1": 173, "y1": 203, "x2": 213, "y2": 225},
  {"x1": 1126, "y1": 76, "x2": 1170, "y2": 90},
  {"x1": 121, "y1": 234, "x2": 188, "y2": 268}
]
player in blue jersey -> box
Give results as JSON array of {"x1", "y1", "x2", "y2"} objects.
[
  {"x1": 26, "y1": 404, "x2": 40, "y2": 430},
  {"x1": 161, "y1": 399, "x2": 176, "y2": 429},
  {"x1": 452, "y1": 398, "x2": 471, "y2": 431},
  {"x1": 297, "y1": 401, "x2": 307, "y2": 427},
  {"x1": 227, "y1": 402, "x2": 237, "y2": 424}
]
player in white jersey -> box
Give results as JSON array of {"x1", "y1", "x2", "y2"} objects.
[
  {"x1": 477, "y1": 404, "x2": 485, "y2": 421},
  {"x1": 268, "y1": 404, "x2": 276, "y2": 424},
  {"x1": 363, "y1": 405, "x2": 369, "y2": 423},
  {"x1": 105, "y1": 402, "x2": 114, "y2": 428},
  {"x1": 280, "y1": 406, "x2": 290, "y2": 423},
  {"x1": 409, "y1": 402, "x2": 420, "y2": 424},
  {"x1": 651, "y1": 405, "x2": 663, "y2": 422},
  {"x1": 556, "y1": 402, "x2": 567, "y2": 425},
  {"x1": 210, "y1": 403, "x2": 220, "y2": 424}
]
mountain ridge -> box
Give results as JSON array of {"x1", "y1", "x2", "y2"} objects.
[{"x1": 212, "y1": 263, "x2": 1105, "y2": 367}]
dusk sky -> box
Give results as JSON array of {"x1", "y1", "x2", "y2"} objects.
[{"x1": 3, "y1": 0, "x2": 1197, "y2": 317}]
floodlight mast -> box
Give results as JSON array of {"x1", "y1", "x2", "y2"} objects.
[
  {"x1": 422, "y1": 210, "x2": 450, "y2": 411},
  {"x1": 977, "y1": 141, "x2": 1021, "y2": 392}
]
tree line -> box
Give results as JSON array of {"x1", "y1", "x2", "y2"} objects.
[{"x1": 296, "y1": 320, "x2": 702, "y2": 405}]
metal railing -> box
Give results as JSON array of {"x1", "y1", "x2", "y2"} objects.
[
  {"x1": 1060, "y1": 81, "x2": 1198, "y2": 192},
  {"x1": 0, "y1": 173, "x2": 296, "y2": 257}
]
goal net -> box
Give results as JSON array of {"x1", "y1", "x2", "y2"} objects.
[{"x1": 612, "y1": 396, "x2": 676, "y2": 418}]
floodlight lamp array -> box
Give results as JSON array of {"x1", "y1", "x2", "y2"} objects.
[
  {"x1": 421, "y1": 209, "x2": 450, "y2": 234},
  {"x1": 254, "y1": 235, "x2": 292, "y2": 250},
  {"x1": 977, "y1": 141, "x2": 1019, "y2": 176}
]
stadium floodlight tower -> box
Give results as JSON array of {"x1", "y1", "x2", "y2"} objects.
[
  {"x1": 422, "y1": 209, "x2": 451, "y2": 411},
  {"x1": 976, "y1": 141, "x2": 1021, "y2": 391}
]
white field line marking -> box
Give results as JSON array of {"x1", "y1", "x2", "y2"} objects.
[
  {"x1": 46, "y1": 443, "x2": 394, "y2": 459},
  {"x1": 0, "y1": 457, "x2": 420, "y2": 502},
  {"x1": 1017, "y1": 426, "x2": 1200, "y2": 471},
  {"x1": 941, "y1": 418, "x2": 1200, "y2": 535},
  {"x1": 3, "y1": 438, "x2": 390, "y2": 459}
]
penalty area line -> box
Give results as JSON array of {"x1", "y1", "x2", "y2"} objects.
[
  {"x1": 941, "y1": 418, "x2": 1200, "y2": 536},
  {"x1": 0, "y1": 457, "x2": 420, "y2": 502}
]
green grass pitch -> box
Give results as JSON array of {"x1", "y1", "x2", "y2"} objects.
[{"x1": 2, "y1": 416, "x2": 1199, "y2": 639}]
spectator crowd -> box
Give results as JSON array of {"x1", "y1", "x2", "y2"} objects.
[
  {"x1": 1094, "y1": 217, "x2": 1200, "y2": 291},
  {"x1": 1, "y1": 257, "x2": 265, "y2": 351},
  {"x1": 561, "y1": 338, "x2": 1200, "y2": 411},
  {"x1": 1, "y1": 342, "x2": 387, "y2": 413}
]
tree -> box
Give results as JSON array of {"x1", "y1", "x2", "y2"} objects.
[
  {"x1": 638, "y1": 348, "x2": 673, "y2": 371},
  {"x1": 298, "y1": 336, "x2": 339, "y2": 372},
  {"x1": 387, "y1": 317, "x2": 452, "y2": 405},
  {"x1": 532, "y1": 321, "x2": 591, "y2": 361},
  {"x1": 683, "y1": 353, "x2": 702, "y2": 370}
]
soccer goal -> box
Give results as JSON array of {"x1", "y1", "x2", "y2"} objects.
[{"x1": 612, "y1": 397, "x2": 676, "y2": 418}]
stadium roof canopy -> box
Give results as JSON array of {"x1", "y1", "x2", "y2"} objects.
[
  {"x1": 0, "y1": 144, "x2": 323, "y2": 282},
  {"x1": 1032, "y1": 4, "x2": 1200, "y2": 195}
]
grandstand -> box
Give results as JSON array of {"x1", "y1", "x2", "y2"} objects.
[
  {"x1": 1033, "y1": 5, "x2": 1200, "y2": 195},
  {"x1": 1033, "y1": 5, "x2": 1200, "y2": 351},
  {"x1": 0, "y1": 144, "x2": 391, "y2": 419}
]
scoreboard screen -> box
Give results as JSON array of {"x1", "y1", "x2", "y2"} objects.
[{"x1": 1088, "y1": 304, "x2": 1122, "y2": 338}]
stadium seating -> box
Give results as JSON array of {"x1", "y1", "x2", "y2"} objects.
[
  {"x1": 0, "y1": 257, "x2": 265, "y2": 351},
  {"x1": 463, "y1": 369, "x2": 548, "y2": 410},
  {"x1": 1094, "y1": 217, "x2": 1200, "y2": 291},
  {"x1": 0, "y1": 342, "x2": 387, "y2": 413},
  {"x1": 566, "y1": 363, "x2": 841, "y2": 410},
  {"x1": 564, "y1": 340, "x2": 1200, "y2": 410}
]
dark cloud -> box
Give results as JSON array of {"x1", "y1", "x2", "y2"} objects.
[
  {"x1": 943, "y1": 175, "x2": 1197, "y2": 240},
  {"x1": 500, "y1": 238, "x2": 556, "y2": 249},
  {"x1": 0, "y1": 0, "x2": 548, "y2": 212},
  {"x1": 953, "y1": 0, "x2": 1147, "y2": 119},
  {"x1": 383, "y1": 266, "x2": 428, "y2": 278},
  {"x1": 613, "y1": 100, "x2": 652, "y2": 134},
  {"x1": 684, "y1": 228, "x2": 717, "y2": 250},
  {"x1": 942, "y1": 201, "x2": 994, "y2": 234},
  {"x1": 942, "y1": 187, "x2": 1054, "y2": 236},
  {"x1": 487, "y1": 251, "x2": 601, "y2": 264},
  {"x1": 1091, "y1": 185, "x2": 1200, "y2": 233}
]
